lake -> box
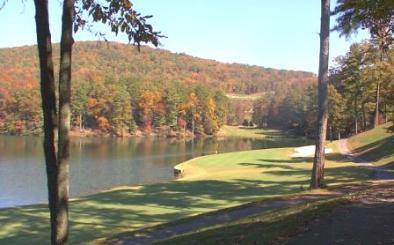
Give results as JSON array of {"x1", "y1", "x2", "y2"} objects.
[{"x1": 0, "y1": 134, "x2": 307, "y2": 208}]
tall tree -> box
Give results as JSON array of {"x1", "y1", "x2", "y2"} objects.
[
  {"x1": 33, "y1": 1, "x2": 60, "y2": 243},
  {"x1": 311, "y1": 0, "x2": 330, "y2": 188},
  {"x1": 333, "y1": 0, "x2": 394, "y2": 128},
  {"x1": 54, "y1": 1, "x2": 74, "y2": 242},
  {"x1": 31, "y1": 0, "x2": 162, "y2": 243},
  {"x1": 335, "y1": 42, "x2": 375, "y2": 134}
]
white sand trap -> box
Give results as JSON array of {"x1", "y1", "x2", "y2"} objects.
[{"x1": 291, "y1": 145, "x2": 333, "y2": 158}]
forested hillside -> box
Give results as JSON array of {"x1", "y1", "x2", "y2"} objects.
[
  {"x1": 0, "y1": 41, "x2": 315, "y2": 136},
  {"x1": 252, "y1": 41, "x2": 394, "y2": 138},
  {"x1": 0, "y1": 41, "x2": 315, "y2": 94}
]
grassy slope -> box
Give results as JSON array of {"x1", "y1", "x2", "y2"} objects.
[
  {"x1": 158, "y1": 196, "x2": 351, "y2": 245},
  {"x1": 348, "y1": 122, "x2": 394, "y2": 167},
  {"x1": 159, "y1": 124, "x2": 394, "y2": 244},
  {"x1": 0, "y1": 142, "x2": 370, "y2": 244},
  {"x1": 159, "y1": 183, "x2": 393, "y2": 245}
]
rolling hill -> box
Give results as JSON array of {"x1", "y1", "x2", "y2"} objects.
[{"x1": 0, "y1": 41, "x2": 315, "y2": 94}]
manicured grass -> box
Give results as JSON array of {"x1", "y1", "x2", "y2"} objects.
[
  {"x1": 0, "y1": 146, "x2": 371, "y2": 244},
  {"x1": 176, "y1": 148, "x2": 369, "y2": 184},
  {"x1": 217, "y1": 125, "x2": 311, "y2": 145},
  {"x1": 218, "y1": 125, "x2": 279, "y2": 138},
  {"x1": 348, "y1": 122, "x2": 394, "y2": 167}
]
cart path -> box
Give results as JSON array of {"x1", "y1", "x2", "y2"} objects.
[
  {"x1": 285, "y1": 182, "x2": 394, "y2": 245},
  {"x1": 336, "y1": 139, "x2": 394, "y2": 180}
]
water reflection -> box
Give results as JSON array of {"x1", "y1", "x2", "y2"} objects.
[{"x1": 0, "y1": 135, "x2": 308, "y2": 208}]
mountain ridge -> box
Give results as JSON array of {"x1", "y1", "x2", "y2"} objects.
[{"x1": 0, "y1": 41, "x2": 316, "y2": 94}]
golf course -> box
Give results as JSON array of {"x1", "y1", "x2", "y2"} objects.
[{"x1": 3, "y1": 123, "x2": 393, "y2": 244}]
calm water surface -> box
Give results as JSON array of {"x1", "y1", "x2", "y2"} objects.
[{"x1": 0, "y1": 135, "x2": 306, "y2": 208}]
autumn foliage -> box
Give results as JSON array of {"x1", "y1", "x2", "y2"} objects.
[{"x1": 0, "y1": 41, "x2": 316, "y2": 136}]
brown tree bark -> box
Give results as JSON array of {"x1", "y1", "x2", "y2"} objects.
[
  {"x1": 354, "y1": 95, "x2": 358, "y2": 134},
  {"x1": 374, "y1": 46, "x2": 385, "y2": 128},
  {"x1": 55, "y1": 0, "x2": 75, "y2": 243},
  {"x1": 34, "y1": 0, "x2": 74, "y2": 243},
  {"x1": 33, "y1": 1, "x2": 60, "y2": 244},
  {"x1": 374, "y1": 82, "x2": 380, "y2": 128},
  {"x1": 362, "y1": 102, "x2": 367, "y2": 131},
  {"x1": 311, "y1": 0, "x2": 330, "y2": 189}
]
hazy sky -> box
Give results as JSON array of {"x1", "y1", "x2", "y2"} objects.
[{"x1": 0, "y1": 0, "x2": 368, "y2": 73}]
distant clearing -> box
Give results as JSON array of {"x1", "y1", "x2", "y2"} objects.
[{"x1": 226, "y1": 93, "x2": 264, "y2": 100}]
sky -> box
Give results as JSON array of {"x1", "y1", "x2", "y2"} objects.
[{"x1": 0, "y1": 0, "x2": 368, "y2": 73}]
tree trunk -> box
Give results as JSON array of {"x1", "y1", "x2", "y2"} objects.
[
  {"x1": 55, "y1": 0, "x2": 74, "y2": 243},
  {"x1": 79, "y1": 111, "x2": 82, "y2": 132},
  {"x1": 33, "y1": 1, "x2": 60, "y2": 244},
  {"x1": 354, "y1": 95, "x2": 358, "y2": 134},
  {"x1": 374, "y1": 51, "x2": 384, "y2": 128},
  {"x1": 361, "y1": 102, "x2": 366, "y2": 130},
  {"x1": 384, "y1": 103, "x2": 387, "y2": 123},
  {"x1": 311, "y1": 0, "x2": 330, "y2": 189},
  {"x1": 374, "y1": 82, "x2": 380, "y2": 127},
  {"x1": 192, "y1": 114, "x2": 195, "y2": 136}
]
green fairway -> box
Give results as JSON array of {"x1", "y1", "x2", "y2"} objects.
[
  {"x1": 0, "y1": 146, "x2": 370, "y2": 244},
  {"x1": 218, "y1": 125, "x2": 279, "y2": 138},
  {"x1": 348, "y1": 123, "x2": 394, "y2": 167},
  {"x1": 217, "y1": 125, "x2": 311, "y2": 143}
]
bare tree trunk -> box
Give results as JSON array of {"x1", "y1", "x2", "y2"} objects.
[
  {"x1": 79, "y1": 112, "x2": 82, "y2": 132},
  {"x1": 55, "y1": 0, "x2": 74, "y2": 243},
  {"x1": 384, "y1": 103, "x2": 387, "y2": 123},
  {"x1": 311, "y1": 0, "x2": 330, "y2": 189},
  {"x1": 362, "y1": 102, "x2": 366, "y2": 131},
  {"x1": 374, "y1": 82, "x2": 380, "y2": 127},
  {"x1": 33, "y1": 1, "x2": 60, "y2": 244},
  {"x1": 354, "y1": 96, "x2": 358, "y2": 134},
  {"x1": 374, "y1": 51, "x2": 384, "y2": 128}
]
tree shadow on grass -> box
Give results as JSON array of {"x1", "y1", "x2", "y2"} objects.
[
  {"x1": 239, "y1": 162, "x2": 304, "y2": 170},
  {"x1": 239, "y1": 153, "x2": 353, "y2": 167},
  {"x1": 155, "y1": 198, "x2": 394, "y2": 245},
  {"x1": 1, "y1": 179, "x2": 309, "y2": 244}
]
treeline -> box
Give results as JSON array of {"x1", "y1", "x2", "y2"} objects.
[
  {"x1": 253, "y1": 40, "x2": 394, "y2": 138},
  {"x1": 252, "y1": 82, "x2": 317, "y2": 137},
  {"x1": 0, "y1": 41, "x2": 315, "y2": 95},
  {"x1": 0, "y1": 76, "x2": 229, "y2": 136},
  {"x1": 0, "y1": 41, "x2": 316, "y2": 136}
]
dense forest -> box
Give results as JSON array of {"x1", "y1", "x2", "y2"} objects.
[
  {"x1": 1, "y1": 41, "x2": 392, "y2": 138},
  {"x1": 0, "y1": 41, "x2": 316, "y2": 136},
  {"x1": 252, "y1": 40, "x2": 394, "y2": 138}
]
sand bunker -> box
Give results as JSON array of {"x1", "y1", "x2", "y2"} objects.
[{"x1": 291, "y1": 145, "x2": 333, "y2": 158}]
